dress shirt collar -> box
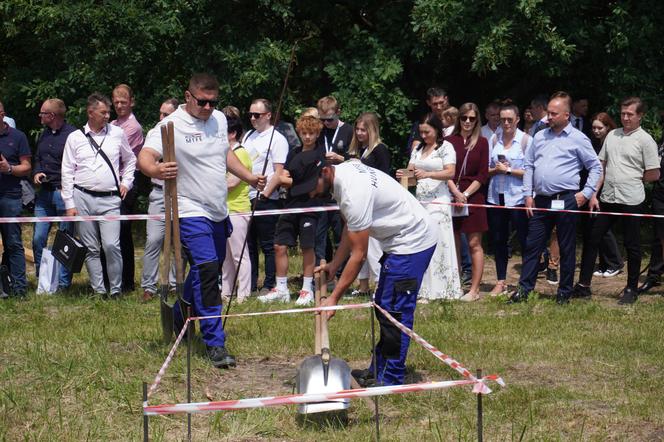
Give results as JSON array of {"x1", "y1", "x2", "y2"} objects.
[
  {"x1": 622, "y1": 126, "x2": 641, "y2": 137},
  {"x1": 84, "y1": 123, "x2": 109, "y2": 136},
  {"x1": 547, "y1": 122, "x2": 573, "y2": 137}
]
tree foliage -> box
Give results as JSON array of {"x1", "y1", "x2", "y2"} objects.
[{"x1": 1, "y1": 0, "x2": 663, "y2": 162}]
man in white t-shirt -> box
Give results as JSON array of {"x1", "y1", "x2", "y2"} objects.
[
  {"x1": 290, "y1": 159, "x2": 437, "y2": 386},
  {"x1": 138, "y1": 74, "x2": 265, "y2": 369},
  {"x1": 242, "y1": 98, "x2": 289, "y2": 299}
]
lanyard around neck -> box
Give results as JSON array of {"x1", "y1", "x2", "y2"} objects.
[{"x1": 324, "y1": 124, "x2": 341, "y2": 153}]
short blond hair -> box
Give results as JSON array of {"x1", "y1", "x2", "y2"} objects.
[
  {"x1": 442, "y1": 106, "x2": 458, "y2": 120},
  {"x1": 112, "y1": 84, "x2": 133, "y2": 99},
  {"x1": 44, "y1": 98, "x2": 66, "y2": 117},
  {"x1": 317, "y1": 96, "x2": 339, "y2": 114},
  {"x1": 300, "y1": 107, "x2": 319, "y2": 118}
]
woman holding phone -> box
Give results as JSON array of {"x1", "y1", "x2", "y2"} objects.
[{"x1": 486, "y1": 103, "x2": 532, "y2": 295}]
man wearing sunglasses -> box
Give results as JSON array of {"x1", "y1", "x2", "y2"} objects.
[
  {"x1": 242, "y1": 98, "x2": 289, "y2": 301},
  {"x1": 32, "y1": 98, "x2": 77, "y2": 292},
  {"x1": 139, "y1": 74, "x2": 266, "y2": 368}
]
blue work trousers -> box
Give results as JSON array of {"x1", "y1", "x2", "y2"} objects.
[
  {"x1": 174, "y1": 216, "x2": 232, "y2": 347},
  {"x1": 369, "y1": 244, "x2": 435, "y2": 386}
]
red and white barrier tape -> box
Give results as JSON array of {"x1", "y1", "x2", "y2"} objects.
[
  {"x1": 373, "y1": 303, "x2": 505, "y2": 394},
  {"x1": 147, "y1": 317, "x2": 191, "y2": 399},
  {"x1": 146, "y1": 303, "x2": 371, "y2": 398},
  {"x1": 143, "y1": 378, "x2": 485, "y2": 415},
  {"x1": 0, "y1": 205, "x2": 341, "y2": 224},
  {"x1": 430, "y1": 200, "x2": 664, "y2": 219},
  {"x1": 2, "y1": 198, "x2": 663, "y2": 225},
  {"x1": 189, "y1": 302, "x2": 372, "y2": 321}
]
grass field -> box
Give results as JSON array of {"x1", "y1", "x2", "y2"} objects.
[{"x1": 1, "y1": 241, "x2": 664, "y2": 441}]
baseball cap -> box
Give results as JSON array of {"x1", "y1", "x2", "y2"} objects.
[{"x1": 289, "y1": 150, "x2": 325, "y2": 197}]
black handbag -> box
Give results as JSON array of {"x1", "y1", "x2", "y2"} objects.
[{"x1": 52, "y1": 230, "x2": 87, "y2": 273}]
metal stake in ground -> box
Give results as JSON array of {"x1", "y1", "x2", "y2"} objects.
[
  {"x1": 143, "y1": 382, "x2": 149, "y2": 442},
  {"x1": 477, "y1": 368, "x2": 483, "y2": 442}
]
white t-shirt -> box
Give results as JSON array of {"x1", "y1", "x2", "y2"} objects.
[
  {"x1": 243, "y1": 126, "x2": 289, "y2": 199},
  {"x1": 332, "y1": 161, "x2": 438, "y2": 254},
  {"x1": 143, "y1": 106, "x2": 230, "y2": 221}
]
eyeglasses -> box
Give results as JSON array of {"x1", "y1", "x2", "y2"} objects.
[
  {"x1": 460, "y1": 115, "x2": 477, "y2": 123},
  {"x1": 159, "y1": 112, "x2": 171, "y2": 118},
  {"x1": 188, "y1": 90, "x2": 219, "y2": 108},
  {"x1": 320, "y1": 116, "x2": 338, "y2": 122},
  {"x1": 248, "y1": 112, "x2": 267, "y2": 119},
  {"x1": 500, "y1": 117, "x2": 515, "y2": 123},
  {"x1": 38, "y1": 111, "x2": 54, "y2": 117}
]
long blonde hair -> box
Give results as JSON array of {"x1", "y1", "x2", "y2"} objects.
[
  {"x1": 452, "y1": 102, "x2": 482, "y2": 150},
  {"x1": 349, "y1": 112, "x2": 382, "y2": 159}
]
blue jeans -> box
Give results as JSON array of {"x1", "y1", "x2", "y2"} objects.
[
  {"x1": 0, "y1": 196, "x2": 27, "y2": 294},
  {"x1": 32, "y1": 188, "x2": 73, "y2": 288}
]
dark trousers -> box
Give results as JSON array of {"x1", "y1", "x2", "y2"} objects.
[
  {"x1": 646, "y1": 238, "x2": 664, "y2": 279},
  {"x1": 519, "y1": 192, "x2": 578, "y2": 298},
  {"x1": 315, "y1": 207, "x2": 344, "y2": 265},
  {"x1": 579, "y1": 202, "x2": 643, "y2": 289},
  {"x1": 488, "y1": 199, "x2": 529, "y2": 280},
  {"x1": 249, "y1": 198, "x2": 279, "y2": 291},
  {"x1": 578, "y1": 205, "x2": 623, "y2": 271}
]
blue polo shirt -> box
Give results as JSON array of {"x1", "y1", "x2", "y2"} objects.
[
  {"x1": 33, "y1": 122, "x2": 77, "y2": 187},
  {"x1": 0, "y1": 124, "x2": 31, "y2": 198}
]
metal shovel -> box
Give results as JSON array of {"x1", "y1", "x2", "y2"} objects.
[{"x1": 296, "y1": 263, "x2": 351, "y2": 414}]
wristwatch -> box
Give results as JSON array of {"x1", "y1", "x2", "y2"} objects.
[
  {"x1": 506, "y1": 167, "x2": 512, "y2": 175},
  {"x1": 6, "y1": 164, "x2": 12, "y2": 175},
  {"x1": 463, "y1": 191, "x2": 470, "y2": 198}
]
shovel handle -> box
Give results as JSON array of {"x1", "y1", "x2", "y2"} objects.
[{"x1": 314, "y1": 269, "x2": 322, "y2": 354}]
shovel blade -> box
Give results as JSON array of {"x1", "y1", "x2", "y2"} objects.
[
  {"x1": 160, "y1": 287, "x2": 174, "y2": 343},
  {"x1": 296, "y1": 355, "x2": 352, "y2": 414}
]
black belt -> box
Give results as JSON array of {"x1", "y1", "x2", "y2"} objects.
[
  {"x1": 74, "y1": 184, "x2": 120, "y2": 197},
  {"x1": 152, "y1": 183, "x2": 163, "y2": 190},
  {"x1": 536, "y1": 190, "x2": 576, "y2": 199}
]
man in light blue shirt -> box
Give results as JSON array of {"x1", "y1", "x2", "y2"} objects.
[{"x1": 510, "y1": 91, "x2": 601, "y2": 304}]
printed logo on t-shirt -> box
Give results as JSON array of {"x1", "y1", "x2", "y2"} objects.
[
  {"x1": 184, "y1": 133, "x2": 203, "y2": 144},
  {"x1": 350, "y1": 161, "x2": 378, "y2": 188}
]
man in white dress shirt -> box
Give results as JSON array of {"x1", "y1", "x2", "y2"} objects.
[{"x1": 62, "y1": 93, "x2": 136, "y2": 297}]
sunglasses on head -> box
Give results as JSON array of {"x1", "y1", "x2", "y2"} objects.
[
  {"x1": 188, "y1": 90, "x2": 219, "y2": 108},
  {"x1": 248, "y1": 112, "x2": 267, "y2": 119},
  {"x1": 460, "y1": 115, "x2": 477, "y2": 122}
]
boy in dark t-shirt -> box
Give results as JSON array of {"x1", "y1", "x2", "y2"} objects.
[{"x1": 260, "y1": 116, "x2": 324, "y2": 305}]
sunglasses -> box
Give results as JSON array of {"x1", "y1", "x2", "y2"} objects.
[
  {"x1": 248, "y1": 112, "x2": 268, "y2": 119},
  {"x1": 320, "y1": 116, "x2": 338, "y2": 122},
  {"x1": 38, "y1": 111, "x2": 54, "y2": 117},
  {"x1": 188, "y1": 91, "x2": 219, "y2": 108},
  {"x1": 500, "y1": 117, "x2": 515, "y2": 123},
  {"x1": 460, "y1": 115, "x2": 477, "y2": 123}
]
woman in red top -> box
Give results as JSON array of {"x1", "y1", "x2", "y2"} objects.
[{"x1": 447, "y1": 102, "x2": 489, "y2": 302}]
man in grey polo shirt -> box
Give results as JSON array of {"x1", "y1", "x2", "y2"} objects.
[{"x1": 576, "y1": 96, "x2": 660, "y2": 304}]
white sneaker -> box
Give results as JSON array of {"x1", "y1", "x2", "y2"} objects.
[
  {"x1": 258, "y1": 288, "x2": 290, "y2": 303},
  {"x1": 603, "y1": 268, "x2": 622, "y2": 278},
  {"x1": 295, "y1": 289, "x2": 314, "y2": 306},
  {"x1": 593, "y1": 269, "x2": 605, "y2": 277}
]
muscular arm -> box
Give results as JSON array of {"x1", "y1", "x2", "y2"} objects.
[{"x1": 327, "y1": 227, "x2": 370, "y2": 305}]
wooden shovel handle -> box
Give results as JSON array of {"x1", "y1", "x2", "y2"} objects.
[
  {"x1": 159, "y1": 125, "x2": 172, "y2": 288},
  {"x1": 165, "y1": 122, "x2": 184, "y2": 286},
  {"x1": 314, "y1": 269, "x2": 322, "y2": 354},
  {"x1": 319, "y1": 260, "x2": 330, "y2": 352}
]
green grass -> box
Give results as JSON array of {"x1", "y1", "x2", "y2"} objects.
[{"x1": 2, "y1": 244, "x2": 664, "y2": 440}]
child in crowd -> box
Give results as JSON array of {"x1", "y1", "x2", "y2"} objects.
[
  {"x1": 260, "y1": 116, "x2": 324, "y2": 305},
  {"x1": 442, "y1": 106, "x2": 459, "y2": 137}
]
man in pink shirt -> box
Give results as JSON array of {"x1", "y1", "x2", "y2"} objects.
[{"x1": 111, "y1": 84, "x2": 144, "y2": 293}]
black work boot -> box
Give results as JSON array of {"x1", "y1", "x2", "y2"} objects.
[
  {"x1": 207, "y1": 346, "x2": 237, "y2": 368},
  {"x1": 351, "y1": 368, "x2": 376, "y2": 387}
]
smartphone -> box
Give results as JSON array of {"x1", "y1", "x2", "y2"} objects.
[{"x1": 497, "y1": 154, "x2": 506, "y2": 162}]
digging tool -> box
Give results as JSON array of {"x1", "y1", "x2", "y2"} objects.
[
  {"x1": 296, "y1": 263, "x2": 351, "y2": 414},
  {"x1": 159, "y1": 122, "x2": 186, "y2": 343}
]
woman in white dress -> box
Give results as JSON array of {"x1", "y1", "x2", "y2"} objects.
[{"x1": 398, "y1": 113, "x2": 462, "y2": 300}]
